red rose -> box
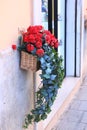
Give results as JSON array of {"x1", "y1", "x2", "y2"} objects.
[
  {"x1": 36, "y1": 49, "x2": 44, "y2": 57},
  {"x1": 26, "y1": 44, "x2": 34, "y2": 52},
  {"x1": 35, "y1": 41, "x2": 42, "y2": 48},
  {"x1": 12, "y1": 44, "x2": 17, "y2": 50}
]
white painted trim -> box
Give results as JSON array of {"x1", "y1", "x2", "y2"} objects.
[
  {"x1": 66, "y1": 0, "x2": 75, "y2": 76},
  {"x1": 58, "y1": 0, "x2": 65, "y2": 67}
]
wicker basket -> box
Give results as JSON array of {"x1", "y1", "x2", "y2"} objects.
[{"x1": 20, "y1": 51, "x2": 38, "y2": 72}]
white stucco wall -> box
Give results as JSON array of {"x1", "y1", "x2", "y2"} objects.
[{"x1": 0, "y1": 49, "x2": 34, "y2": 130}]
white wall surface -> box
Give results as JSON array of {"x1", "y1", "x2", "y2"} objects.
[
  {"x1": 0, "y1": 49, "x2": 34, "y2": 130},
  {"x1": 66, "y1": 0, "x2": 75, "y2": 76}
]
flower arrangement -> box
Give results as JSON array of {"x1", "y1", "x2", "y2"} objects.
[
  {"x1": 18, "y1": 25, "x2": 64, "y2": 128},
  {"x1": 18, "y1": 25, "x2": 58, "y2": 56}
]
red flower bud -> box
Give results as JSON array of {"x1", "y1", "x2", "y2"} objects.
[{"x1": 12, "y1": 44, "x2": 17, "y2": 50}]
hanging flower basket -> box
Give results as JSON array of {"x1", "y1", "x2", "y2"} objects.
[
  {"x1": 20, "y1": 51, "x2": 37, "y2": 72},
  {"x1": 18, "y1": 25, "x2": 64, "y2": 128}
]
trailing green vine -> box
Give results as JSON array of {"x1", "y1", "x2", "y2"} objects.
[{"x1": 18, "y1": 25, "x2": 64, "y2": 128}]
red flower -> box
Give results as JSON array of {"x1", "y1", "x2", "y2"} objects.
[
  {"x1": 23, "y1": 34, "x2": 29, "y2": 43},
  {"x1": 12, "y1": 44, "x2": 17, "y2": 50},
  {"x1": 20, "y1": 25, "x2": 59, "y2": 55},
  {"x1": 35, "y1": 35, "x2": 42, "y2": 43},
  {"x1": 36, "y1": 49, "x2": 44, "y2": 57},
  {"x1": 35, "y1": 41, "x2": 42, "y2": 48},
  {"x1": 43, "y1": 30, "x2": 51, "y2": 35},
  {"x1": 26, "y1": 44, "x2": 34, "y2": 52},
  {"x1": 50, "y1": 42, "x2": 54, "y2": 47},
  {"x1": 54, "y1": 42, "x2": 58, "y2": 48},
  {"x1": 27, "y1": 25, "x2": 43, "y2": 34},
  {"x1": 28, "y1": 34, "x2": 36, "y2": 43},
  {"x1": 45, "y1": 35, "x2": 51, "y2": 44}
]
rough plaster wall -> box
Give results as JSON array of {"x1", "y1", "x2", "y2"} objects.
[{"x1": 0, "y1": 48, "x2": 34, "y2": 130}]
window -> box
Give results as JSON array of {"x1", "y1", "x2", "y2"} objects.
[
  {"x1": 58, "y1": 0, "x2": 65, "y2": 69},
  {"x1": 41, "y1": 0, "x2": 48, "y2": 30},
  {"x1": 41, "y1": 0, "x2": 81, "y2": 77}
]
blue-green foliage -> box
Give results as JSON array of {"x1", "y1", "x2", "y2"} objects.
[{"x1": 24, "y1": 44, "x2": 64, "y2": 128}]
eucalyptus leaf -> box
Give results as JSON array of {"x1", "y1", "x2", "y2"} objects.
[
  {"x1": 41, "y1": 89, "x2": 48, "y2": 96},
  {"x1": 46, "y1": 68, "x2": 52, "y2": 74},
  {"x1": 43, "y1": 74, "x2": 50, "y2": 79},
  {"x1": 40, "y1": 57, "x2": 46, "y2": 64},
  {"x1": 50, "y1": 75, "x2": 57, "y2": 80},
  {"x1": 43, "y1": 55, "x2": 49, "y2": 60}
]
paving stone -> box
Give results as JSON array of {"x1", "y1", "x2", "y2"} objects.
[
  {"x1": 84, "y1": 125, "x2": 87, "y2": 130},
  {"x1": 81, "y1": 112, "x2": 87, "y2": 123},
  {"x1": 69, "y1": 99, "x2": 81, "y2": 110},
  {"x1": 73, "y1": 123, "x2": 87, "y2": 130},
  {"x1": 60, "y1": 110, "x2": 83, "y2": 122},
  {"x1": 55, "y1": 120, "x2": 77, "y2": 130},
  {"x1": 52, "y1": 75, "x2": 87, "y2": 130},
  {"x1": 78, "y1": 101, "x2": 87, "y2": 111},
  {"x1": 76, "y1": 89, "x2": 87, "y2": 100},
  {"x1": 82, "y1": 77, "x2": 87, "y2": 85},
  {"x1": 80, "y1": 85, "x2": 87, "y2": 88},
  {"x1": 78, "y1": 87, "x2": 87, "y2": 93},
  {"x1": 82, "y1": 81, "x2": 87, "y2": 86}
]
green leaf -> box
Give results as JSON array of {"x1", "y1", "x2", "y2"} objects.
[
  {"x1": 51, "y1": 96, "x2": 56, "y2": 102},
  {"x1": 43, "y1": 74, "x2": 50, "y2": 79},
  {"x1": 41, "y1": 114, "x2": 47, "y2": 120},
  {"x1": 34, "y1": 115, "x2": 41, "y2": 122},
  {"x1": 27, "y1": 114, "x2": 34, "y2": 120},
  {"x1": 41, "y1": 89, "x2": 48, "y2": 96},
  {"x1": 46, "y1": 107, "x2": 51, "y2": 114}
]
